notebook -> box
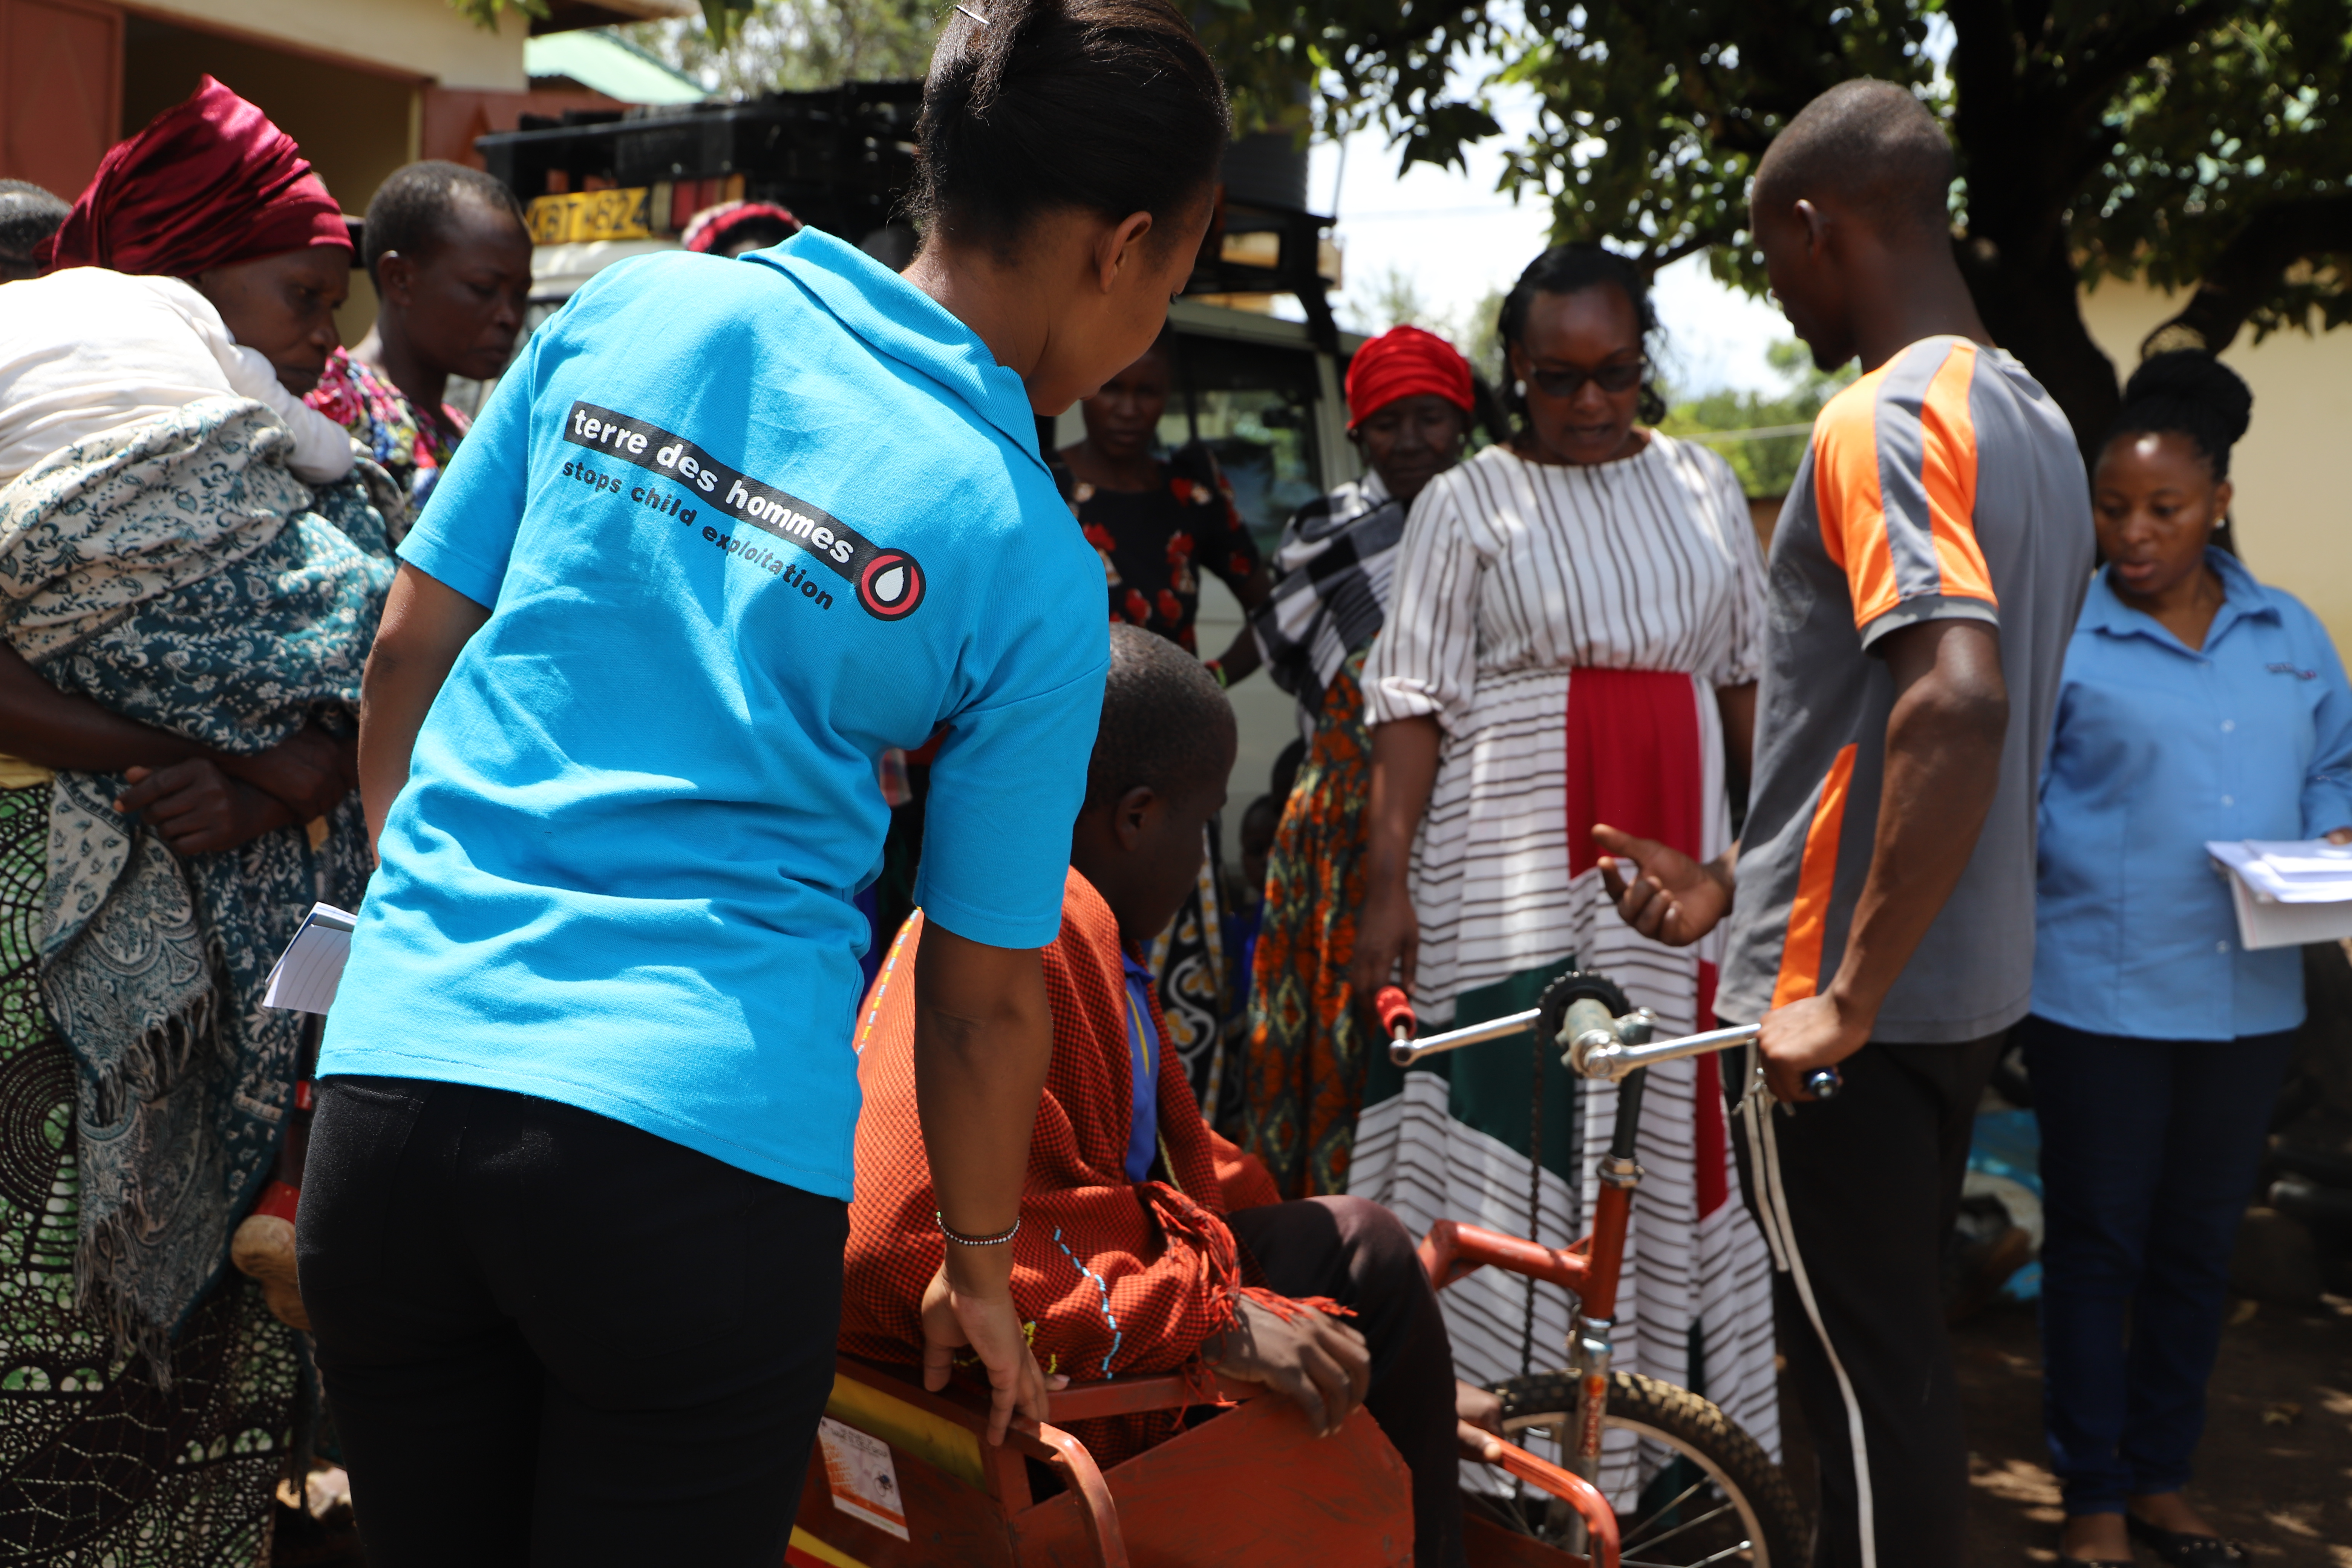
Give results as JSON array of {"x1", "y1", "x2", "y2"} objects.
[{"x1": 262, "y1": 902, "x2": 358, "y2": 1014}]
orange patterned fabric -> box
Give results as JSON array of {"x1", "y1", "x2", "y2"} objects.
[
  {"x1": 1240, "y1": 652, "x2": 1376, "y2": 1197},
  {"x1": 841, "y1": 870, "x2": 1311, "y2": 1465}
]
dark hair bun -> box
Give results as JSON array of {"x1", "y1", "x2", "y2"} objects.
[
  {"x1": 914, "y1": 0, "x2": 1228, "y2": 258},
  {"x1": 2109, "y1": 350, "x2": 2252, "y2": 476}
]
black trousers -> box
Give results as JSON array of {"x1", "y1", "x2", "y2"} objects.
[
  {"x1": 1227, "y1": 1195, "x2": 1467, "y2": 1568},
  {"x1": 297, "y1": 1076, "x2": 847, "y2": 1568},
  {"x1": 2023, "y1": 1016, "x2": 2295, "y2": 1513},
  {"x1": 1724, "y1": 1035, "x2": 2004, "y2": 1568}
]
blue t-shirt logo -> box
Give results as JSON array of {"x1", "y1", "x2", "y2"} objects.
[
  {"x1": 859, "y1": 551, "x2": 925, "y2": 619},
  {"x1": 563, "y1": 399, "x2": 928, "y2": 620}
]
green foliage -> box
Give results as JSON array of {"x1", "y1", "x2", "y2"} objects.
[
  {"x1": 1659, "y1": 341, "x2": 1856, "y2": 499},
  {"x1": 2077, "y1": 6, "x2": 2352, "y2": 340},
  {"x1": 1338, "y1": 270, "x2": 1505, "y2": 381},
  {"x1": 449, "y1": 0, "x2": 760, "y2": 41},
  {"x1": 1492, "y1": 0, "x2": 1934, "y2": 289},
  {"x1": 1341, "y1": 264, "x2": 1438, "y2": 337},
  {"x1": 1191, "y1": 0, "x2": 1499, "y2": 141},
  {"x1": 1319, "y1": 0, "x2": 2350, "y2": 362},
  {"x1": 447, "y1": 0, "x2": 549, "y2": 24},
  {"x1": 615, "y1": 0, "x2": 936, "y2": 94}
]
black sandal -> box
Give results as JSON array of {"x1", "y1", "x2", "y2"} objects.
[{"x1": 2127, "y1": 1513, "x2": 2249, "y2": 1567}]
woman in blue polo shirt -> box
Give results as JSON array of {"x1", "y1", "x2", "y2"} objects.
[
  {"x1": 294, "y1": 4, "x2": 1231, "y2": 1563},
  {"x1": 2027, "y1": 352, "x2": 2352, "y2": 1568}
]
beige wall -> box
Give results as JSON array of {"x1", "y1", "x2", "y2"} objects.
[
  {"x1": 122, "y1": 0, "x2": 526, "y2": 91},
  {"x1": 2078, "y1": 280, "x2": 2352, "y2": 649}
]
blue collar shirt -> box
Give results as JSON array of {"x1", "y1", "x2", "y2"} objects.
[
  {"x1": 2033, "y1": 548, "x2": 2352, "y2": 1039},
  {"x1": 1118, "y1": 949, "x2": 1161, "y2": 1183}
]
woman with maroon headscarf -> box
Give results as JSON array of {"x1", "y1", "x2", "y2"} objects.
[
  {"x1": 1, "y1": 76, "x2": 356, "y2": 486},
  {"x1": 0, "y1": 76, "x2": 391, "y2": 1568}
]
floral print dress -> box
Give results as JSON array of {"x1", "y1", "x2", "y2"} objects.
[
  {"x1": 1053, "y1": 444, "x2": 1260, "y2": 654},
  {"x1": 1051, "y1": 445, "x2": 1261, "y2": 1127},
  {"x1": 304, "y1": 348, "x2": 469, "y2": 530}
]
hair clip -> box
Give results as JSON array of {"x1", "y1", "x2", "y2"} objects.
[{"x1": 954, "y1": 4, "x2": 989, "y2": 23}]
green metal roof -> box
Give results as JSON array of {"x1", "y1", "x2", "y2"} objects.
[{"x1": 524, "y1": 30, "x2": 707, "y2": 105}]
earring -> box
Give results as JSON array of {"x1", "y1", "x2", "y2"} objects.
[{"x1": 1513, "y1": 380, "x2": 1527, "y2": 400}]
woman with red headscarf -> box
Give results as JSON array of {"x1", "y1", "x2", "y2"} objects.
[
  {"x1": 1237, "y1": 324, "x2": 1476, "y2": 1199},
  {"x1": 0, "y1": 77, "x2": 393, "y2": 1567}
]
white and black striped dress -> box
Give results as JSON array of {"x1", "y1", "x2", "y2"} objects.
[{"x1": 1350, "y1": 434, "x2": 1781, "y2": 1503}]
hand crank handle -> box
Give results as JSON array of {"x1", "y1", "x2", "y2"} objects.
[
  {"x1": 1387, "y1": 1005, "x2": 1543, "y2": 1066},
  {"x1": 1375, "y1": 985, "x2": 1416, "y2": 1044}
]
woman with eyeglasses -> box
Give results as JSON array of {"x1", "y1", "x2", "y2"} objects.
[{"x1": 1346, "y1": 243, "x2": 1779, "y2": 1501}]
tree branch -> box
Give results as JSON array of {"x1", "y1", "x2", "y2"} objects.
[
  {"x1": 1944, "y1": 0, "x2": 2027, "y2": 152},
  {"x1": 1638, "y1": 231, "x2": 1726, "y2": 274},
  {"x1": 2058, "y1": 0, "x2": 2237, "y2": 118},
  {"x1": 2141, "y1": 192, "x2": 2352, "y2": 357}
]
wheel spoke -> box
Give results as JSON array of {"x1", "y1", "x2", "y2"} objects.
[
  {"x1": 1623, "y1": 1541, "x2": 1755, "y2": 1568},
  {"x1": 1619, "y1": 1500, "x2": 1742, "y2": 1557},
  {"x1": 1618, "y1": 1476, "x2": 1712, "y2": 1544}
]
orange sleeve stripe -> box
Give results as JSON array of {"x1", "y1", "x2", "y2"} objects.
[
  {"x1": 1809, "y1": 371, "x2": 1903, "y2": 627},
  {"x1": 1918, "y1": 342, "x2": 1994, "y2": 607},
  {"x1": 1770, "y1": 743, "x2": 1857, "y2": 1011}
]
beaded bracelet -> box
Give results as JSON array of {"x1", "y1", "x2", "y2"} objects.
[
  {"x1": 937, "y1": 1210, "x2": 1021, "y2": 1247},
  {"x1": 1204, "y1": 658, "x2": 1229, "y2": 689}
]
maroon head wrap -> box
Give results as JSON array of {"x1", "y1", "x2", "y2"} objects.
[
  {"x1": 40, "y1": 76, "x2": 350, "y2": 277},
  {"x1": 681, "y1": 200, "x2": 802, "y2": 255},
  {"x1": 1344, "y1": 325, "x2": 1475, "y2": 428}
]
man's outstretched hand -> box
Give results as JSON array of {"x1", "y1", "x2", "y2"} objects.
[
  {"x1": 1594, "y1": 824, "x2": 1733, "y2": 948},
  {"x1": 1203, "y1": 1296, "x2": 1371, "y2": 1438},
  {"x1": 920, "y1": 1259, "x2": 1060, "y2": 1447}
]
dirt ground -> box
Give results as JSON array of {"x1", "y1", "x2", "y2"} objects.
[
  {"x1": 1945, "y1": 1294, "x2": 2352, "y2": 1563},
  {"x1": 272, "y1": 1299, "x2": 2351, "y2": 1565}
]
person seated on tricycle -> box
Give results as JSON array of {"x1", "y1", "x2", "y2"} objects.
[{"x1": 842, "y1": 624, "x2": 1472, "y2": 1567}]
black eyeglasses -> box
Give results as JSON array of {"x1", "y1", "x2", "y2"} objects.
[{"x1": 1524, "y1": 357, "x2": 1648, "y2": 398}]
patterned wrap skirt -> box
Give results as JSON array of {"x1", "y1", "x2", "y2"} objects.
[
  {"x1": 1240, "y1": 649, "x2": 1375, "y2": 1199},
  {"x1": 0, "y1": 782, "x2": 300, "y2": 1566}
]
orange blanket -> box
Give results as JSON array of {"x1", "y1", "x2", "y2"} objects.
[{"x1": 841, "y1": 868, "x2": 1286, "y2": 1463}]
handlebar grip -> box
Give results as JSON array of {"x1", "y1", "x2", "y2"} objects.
[
  {"x1": 1802, "y1": 1067, "x2": 1842, "y2": 1100},
  {"x1": 1375, "y1": 985, "x2": 1416, "y2": 1040}
]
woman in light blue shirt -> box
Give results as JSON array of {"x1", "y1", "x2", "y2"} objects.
[
  {"x1": 2027, "y1": 352, "x2": 2352, "y2": 1568},
  {"x1": 296, "y1": 3, "x2": 1234, "y2": 1561}
]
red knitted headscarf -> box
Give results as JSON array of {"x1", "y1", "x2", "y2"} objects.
[
  {"x1": 681, "y1": 200, "x2": 802, "y2": 255},
  {"x1": 40, "y1": 76, "x2": 349, "y2": 277},
  {"x1": 1344, "y1": 324, "x2": 1474, "y2": 428}
]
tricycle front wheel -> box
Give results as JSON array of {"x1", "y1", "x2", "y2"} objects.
[{"x1": 1483, "y1": 1369, "x2": 1808, "y2": 1567}]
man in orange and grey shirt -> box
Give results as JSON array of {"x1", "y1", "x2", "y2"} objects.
[{"x1": 1594, "y1": 81, "x2": 2093, "y2": 1568}]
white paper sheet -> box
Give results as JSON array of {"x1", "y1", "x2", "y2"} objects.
[
  {"x1": 2207, "y1": 840, "x2": 2352, "y2": 949},
  {"x1": 2208, "y1": 840, "x2": 2352, "y2": 904},
  {"x1": 262, "y1": 903, "x2": 358, "y2": 1014}
]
